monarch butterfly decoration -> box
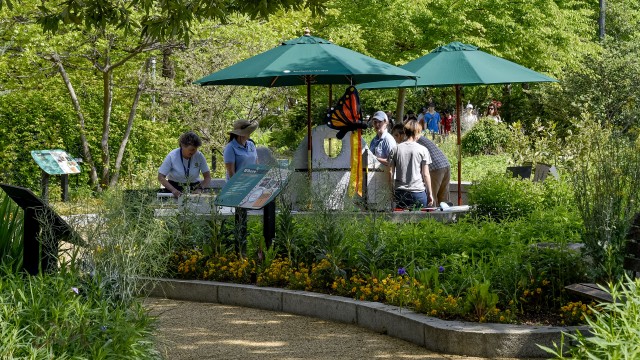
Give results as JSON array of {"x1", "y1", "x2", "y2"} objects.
[{"x1": 326, "y1": 86, "x2": 368, "y2": 197}]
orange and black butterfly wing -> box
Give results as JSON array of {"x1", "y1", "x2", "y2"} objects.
[{"x1": 326, "y1": 86, "x2": 368, "y2": 139}]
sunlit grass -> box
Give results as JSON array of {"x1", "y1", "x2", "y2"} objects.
[{"x1": 439, "y1": 135, "x2": 509, "y2": 182}]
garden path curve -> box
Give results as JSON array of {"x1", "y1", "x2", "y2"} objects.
[{"x1": 147, "y1": 298, "x2": 495, "y2": 360}]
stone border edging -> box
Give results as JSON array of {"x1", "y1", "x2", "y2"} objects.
[{"x1": 146, "y1": 278, "x2": 588, "y2": 359}]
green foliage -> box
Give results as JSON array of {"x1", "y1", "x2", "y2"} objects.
[
  {"x1": 76, "y1": 190, "x2": 179, "y2": 305},
  {"x1": 36, "y1": 0, "x2": 327, "y2": 43},
  {"x1": 468, "y1": 173, "x2": 544, "y2": 221},
  {"x1": 464, "y1": 281, "x2": 499, "y2": 321},
  {"x1": 171, "y1": 202, "x2": 587, "y2": 322},
  {"x1": 462, "y1": 118, "x2": 513, "y2": 156},
  {"x1": 0, "y1": 267, "x2": 157, "y2": 359},
  {"x1": 545, "y1": 39, "x2": 640, "y2": 135},
  {"x1": 567, "y1": 122, "x2": 640, "y2": 281},
  {"x1": 542, "y1": 276, "x2": 640, "y2": 359},
  {"x1": 0, "y1": 190, "x2": 22, "y2": 271},
  {"x1": 508, "y1": 119, "x2": 565, "y2": 167}
]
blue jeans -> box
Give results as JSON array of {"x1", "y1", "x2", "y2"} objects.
[{"x1": 394, "y1": 189, "x2": 427, "y2": 209}]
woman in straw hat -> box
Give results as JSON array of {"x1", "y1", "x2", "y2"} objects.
[
  {"x1": 158, "y1": 131, "x2": 211, "y2": 198},
  {"x1": 223, "y1": 119, "x2": 259, "y2": 179}
]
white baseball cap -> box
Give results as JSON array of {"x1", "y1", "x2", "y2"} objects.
[{"x1": 371, "y1": 110, "x2": 388, "y2": 122}]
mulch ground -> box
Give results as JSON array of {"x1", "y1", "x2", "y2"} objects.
[{"x1": 146, "y1": 298, "x2": 495, "y2": 360}]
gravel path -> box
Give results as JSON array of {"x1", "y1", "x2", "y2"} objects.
[{"x1": 146, "y1": 298, "x2": 490, "y2": 360}]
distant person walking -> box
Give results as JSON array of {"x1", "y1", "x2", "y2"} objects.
[
  {"x1": 485, "y1": 103, "x2": 501, "y2": 123},
  {"x1": 461, "y1": 103, "x2": 478, "y2": 133},
  {"x1": 423, "y1": 103, "x2": 440, "y2": 138}
]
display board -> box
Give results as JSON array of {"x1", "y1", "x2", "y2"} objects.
[
  {"x1": 215, "y1": 165, "x2": 290, "y2": 209},
  {"x1": 31, "y1": 149, "x2": 81, "y2": 175}
]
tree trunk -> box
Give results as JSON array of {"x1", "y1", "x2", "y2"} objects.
[
  {"x1": 101, "y1": 68, "x2": 113, "y2": 187},
  {"x1": 52, "y1": 55, "x2": 101, "y2": 191},
  {"x1": 109, "y1": 58, "x2": 150, "y2": 187},
  {"x1": 599, "y1": 0, "x2": 606, "y2": 40},
  {"x1": 162, "y1": 47, "x2": 175, "y2": 79}
]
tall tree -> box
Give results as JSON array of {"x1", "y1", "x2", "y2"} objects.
[{"x1": 30, "y1": 0, "x2": 327, "y2": 190}]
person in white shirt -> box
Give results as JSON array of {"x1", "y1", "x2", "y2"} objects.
[{"x1": 158, "y1": 131, "x2": 211, "y2": 198}]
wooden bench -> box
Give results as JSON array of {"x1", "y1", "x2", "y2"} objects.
[{"x1": 565, "y1": 213, "x2": 640, "y2": 302}]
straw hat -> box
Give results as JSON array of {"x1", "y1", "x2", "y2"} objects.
[{"x1": 229, "y1": 119, "x2": 259, "y2": 136}]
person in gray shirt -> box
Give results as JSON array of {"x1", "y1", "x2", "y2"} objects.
[{"x1": 388, "y1": 120, "x2": 434, "y2": 209}]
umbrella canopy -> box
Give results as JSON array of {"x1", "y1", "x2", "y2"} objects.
[
  {"x1": 195, "y1": 30, "x2": 417, "y2": 174},
  {"x1": 358, "y1": 41, "x2": 557, "y2": 89},
  {"x1": 195, "y1": 33, "x2": 417, "y2": 87},
  {"x1": 358, "y1": 41, "x2": 558, "y2": 206}
]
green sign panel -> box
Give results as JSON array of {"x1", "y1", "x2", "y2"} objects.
[
  {"x1": 31, "y1": 150, "x2": 81, "y2": 175},
  {"x1": 215, "y1": 164, "x2": 290, "y2": 209}
]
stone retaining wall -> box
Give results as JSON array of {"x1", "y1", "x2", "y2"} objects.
[{"x1": 146, "y1": 278, "x2": 588, "y2": 359}]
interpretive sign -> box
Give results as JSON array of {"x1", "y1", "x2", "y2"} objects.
[
  {"x1": 31, "y1": 150, "x2": 81, "y2": 175},
  {"x1": 215, "y1": 164, "x2": 290, "y2": 209}
]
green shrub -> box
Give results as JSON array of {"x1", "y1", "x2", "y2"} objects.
[
  {"x1": 567, "y1": 122, "x2": 640, "y2": 281},
  {"x1": 0, "y1": 267, "x2": 158, "y2": 359},
  {"x1": 468, "y1": 172, "x2": 544, "y2": 221},
  {"x1": 462, "y1": 118, "x2": 513, "y2": 156}
]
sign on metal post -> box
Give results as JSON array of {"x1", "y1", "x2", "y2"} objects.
[
  {"x1": 30, "y1": 150, "x2": 81, "y2": 202},
  {"x1": 215, "y1": 164, "x2": 290, "y2": 209},
  {"x1": 215, "y1": 164, "x2": 290, "y2": 250}
]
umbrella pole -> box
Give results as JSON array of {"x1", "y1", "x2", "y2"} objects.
[
  {"x1": 307, "y1": 77, "x2": 312, "y2": 175},
  {"x1": 328, "y1": 85, "x2": 333, "y2": 157},
  {"x1": 455, "y1": 85, "x2": 462, "y2": 205},
  {"x1": 396, "y1": 88, "x2": 406, "y2": 122}
]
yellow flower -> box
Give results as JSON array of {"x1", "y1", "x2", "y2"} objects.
[
  {"x1": 499, "y1": 316, "x2": 505, "y2": 322},
  {"x1": 431, "y1": 310, "x2": 437, "y2": 315}
]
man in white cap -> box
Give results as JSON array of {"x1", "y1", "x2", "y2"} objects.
[{"x1": 369, "y1": 110, "x2": 396, "y2": 166}]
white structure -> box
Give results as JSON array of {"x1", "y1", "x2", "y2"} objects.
[{"x1": 287, "y1": 125, "x2": 391, "y2": 210}]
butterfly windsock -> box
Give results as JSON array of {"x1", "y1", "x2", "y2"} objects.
[
  {"x1": 326, "y1": 86, "x2": 368, "y2": 139},
  {"x1": 327, "y1": 86, "x2": 368, "y2": 197}
]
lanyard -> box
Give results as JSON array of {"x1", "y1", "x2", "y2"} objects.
[{"x1": 178, "y1": 150, "x2": 191, "y2": 180}]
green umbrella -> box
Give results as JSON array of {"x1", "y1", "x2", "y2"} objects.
[
  {"x1": 195, "y1": 30, "x2": 417, "y2": 172},
  {"x1": 358, "y1": 41, "x2": 558, "y2": 205}
]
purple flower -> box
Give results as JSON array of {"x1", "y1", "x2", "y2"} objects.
[
  {"x1": 71, "y1": 287, "x2": 79, "y2": 295},
  {"x1": 398, "y1": 267, "x2": 407, "y2": 276},
  {"x1": 438, "y1": 266, "x2": 445, "y2": 273},
  {"x1": 100, "y1": 325, "x2": 107, "y2": 331}
]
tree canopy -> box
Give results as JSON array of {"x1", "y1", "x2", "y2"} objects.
[{"x1": 2, "y1": 0, "x2": 639, "y2": 192}]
